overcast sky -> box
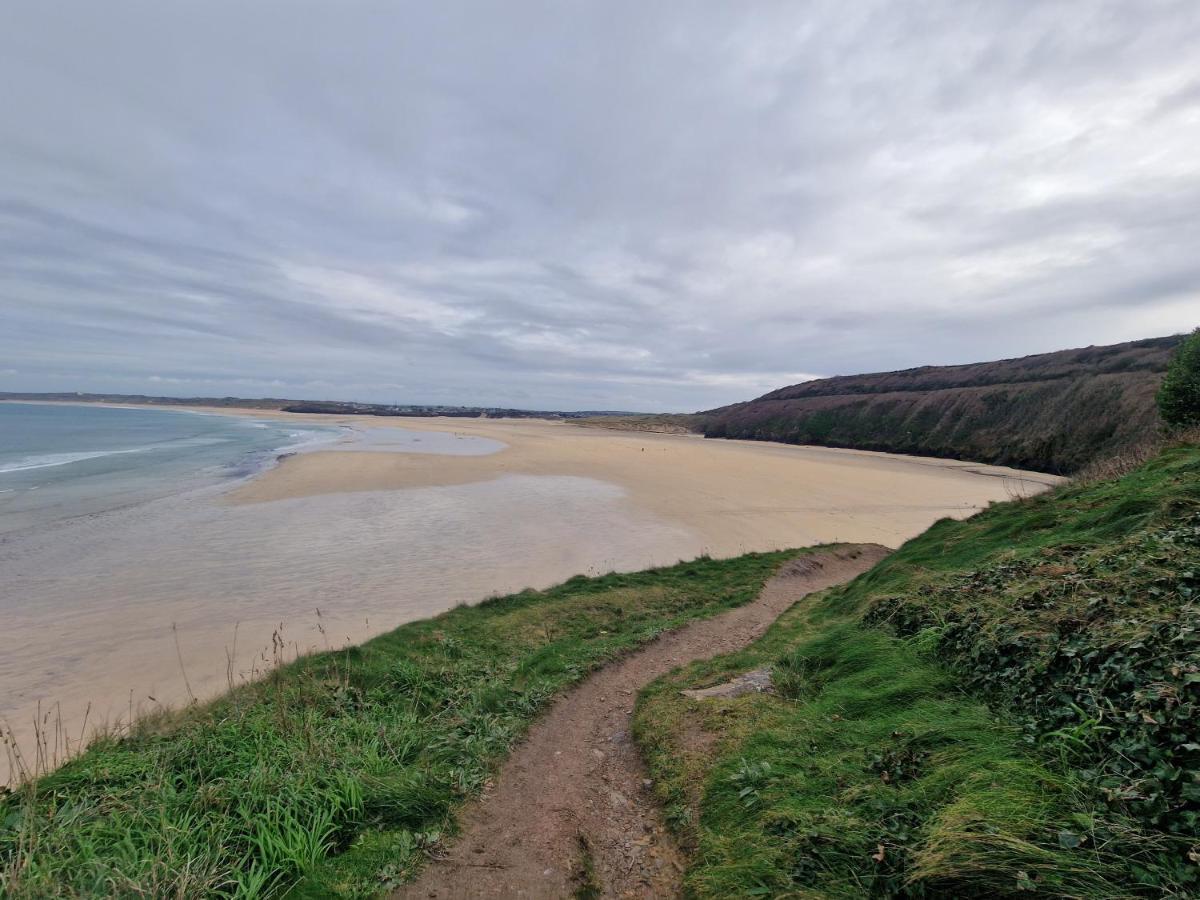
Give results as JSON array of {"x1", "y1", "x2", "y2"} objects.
[{"x1": 2, "y1": 2, "x2": 1198, "y2": 411}]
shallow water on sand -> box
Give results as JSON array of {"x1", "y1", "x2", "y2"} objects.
[{"x1": 0, "y1": 470, "x2": 695, "y2": 780}]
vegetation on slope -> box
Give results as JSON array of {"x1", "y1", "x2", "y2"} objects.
[
  {"x1": 0, "y1": 552, "x2": 792, "y2": 898},
  {"x1": 635, "y1": 440, "x2": 1200, "y2": 896},
  {"x1": 1158, "y1": 328, "x2": 1200, "y2": 428},
  {"x1": 701, "y1": 336, "x2": 1182, "y2": 474},
  {"x1": 574, "y1": 412, "x2": 705, "y2": 434}
]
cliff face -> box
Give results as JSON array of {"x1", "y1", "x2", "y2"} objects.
[{"x1": 701, "y1": 336, "x2": 1183, "y2": 473}]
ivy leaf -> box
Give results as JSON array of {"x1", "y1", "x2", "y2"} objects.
[{"x1": 1058, "y1": 830, "x2": 1083, "y2": 849}]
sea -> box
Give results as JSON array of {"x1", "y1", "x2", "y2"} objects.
[{"x1": 0, "y1": 403, "x2": 340, "y2": 535}]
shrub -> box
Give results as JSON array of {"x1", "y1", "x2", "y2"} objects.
[{"x1": 1158, "y1": 328, "x2": 1200, "y2": 428}]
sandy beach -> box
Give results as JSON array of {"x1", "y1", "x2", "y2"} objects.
[
  {"x1": 1, "y1": 410, "x2": 1060, "y2": 782},
  {"x1": 229, "y1": 413, "x2": 1061, "y2": 552}
]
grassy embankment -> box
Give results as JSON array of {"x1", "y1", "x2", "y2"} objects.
[
  {"x1": 636, "y1": 441, "x2": 1200, "y2": 896},
  {"x1": 0, "y1": 552, "x2": 793, "y2": 897}
]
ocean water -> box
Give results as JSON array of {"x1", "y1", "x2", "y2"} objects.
[{"x1": 0, "y1": 403, "x2": 339, "y2": 534}]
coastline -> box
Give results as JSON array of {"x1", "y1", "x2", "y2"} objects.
[
  {"x1": 62, "y1": 398, "x2": 1060, "y2": 554},
  {"x1": 1, "y1": 402, "x2": 1062, "y2": 785},
  {"x1": 1, "y1": 397, "x2": 1063, "y2": 559}
]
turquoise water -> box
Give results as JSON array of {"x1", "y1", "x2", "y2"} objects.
[{"x1": 0, "y1": 403, "x2": 337, "y2": 533}]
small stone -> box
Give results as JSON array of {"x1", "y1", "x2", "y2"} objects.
[{"x1": 681, "y1": 667, "x2": 774, "y2": 700}]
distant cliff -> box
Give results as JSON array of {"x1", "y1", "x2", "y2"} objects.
[{"x1": 700, "y1": 335, "x2": 1184, "y2": 473}]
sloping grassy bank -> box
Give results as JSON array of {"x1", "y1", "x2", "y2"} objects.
[
  {"x1": 700, "y1": 336, "x2": 1179, "y2": 474},
  {"x1": 635, "y1": 444, "x2": 1200, "y2": 896},
  {"x1": 1, "y1": 551, "x2": 794, "y2": 898}
]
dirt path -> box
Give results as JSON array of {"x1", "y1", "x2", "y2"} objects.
[{"x1": 395, "y1": 544, "x2": 891, "y2": 899}]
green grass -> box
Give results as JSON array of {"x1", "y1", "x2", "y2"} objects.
[
  {"x1": 635, "y1": 595, "x2": 1149, "y2": 897},
  {"x1": 0, "y1": 551, "x2": 794, "y2": 898},
  {"x1": 635, "y1": 445, "x2": 1200, "y2": 897}
]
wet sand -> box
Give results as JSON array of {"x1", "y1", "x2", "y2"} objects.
[{"x1": 1, "y1": 411, "x2": 1061, "y2": 782}]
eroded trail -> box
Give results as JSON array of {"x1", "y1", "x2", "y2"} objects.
[{"x1": 396, "y1": 544, "x2": 890, "y2": 899}]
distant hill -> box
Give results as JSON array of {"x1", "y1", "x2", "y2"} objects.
[
  {"x1": 277, "y1": 400, "x2": 630, "y2": 419},
  {"x1": 0, "y1": 392, "x2": 633, "y2": 421},
  {"x1": 0, "y1": 392, "x2": 292, "y2": 410},
  {"x1": 699, "y1": 335, "x2": 1185, "y2": 473}
]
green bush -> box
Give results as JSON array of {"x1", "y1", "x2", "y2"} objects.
[{"x1": 1158, "y1": 328, "x2": 1200, "y2": 428}]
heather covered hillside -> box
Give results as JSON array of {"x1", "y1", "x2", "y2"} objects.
[{"x1": 700, "y1": 336, "x2": 1183, "y2": 474}]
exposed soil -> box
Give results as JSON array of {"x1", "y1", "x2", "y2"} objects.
[{"x1": 395, "y1": 544, "x2": 891, "y2": 899}]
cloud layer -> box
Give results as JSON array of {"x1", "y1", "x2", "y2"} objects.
[{"x1": 2, "y1": 1, "x2": 1198, "y2": 410}]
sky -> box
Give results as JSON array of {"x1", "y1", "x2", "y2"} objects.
[{"x1": 1, "y1": 2, "x2": 1198, "y2": 412}]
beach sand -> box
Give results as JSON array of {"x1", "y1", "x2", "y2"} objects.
[
  {"x1": 229, "y1": 414, "x2": 1061, "y2": 553},
  {"x1": 2, "y1": 412, "x2": 1061, "y2": 782}
]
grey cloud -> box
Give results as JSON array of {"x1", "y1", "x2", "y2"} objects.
[{"x1": 2, "y1": 1, "x2": 1198, "y2": 411}]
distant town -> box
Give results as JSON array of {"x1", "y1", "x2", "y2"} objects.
[{"x1": 0, "y1": 391, "x2": 635, "y2": 420}]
